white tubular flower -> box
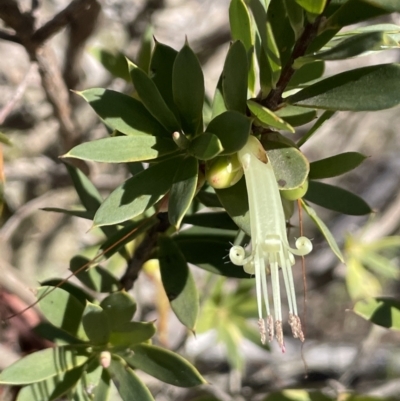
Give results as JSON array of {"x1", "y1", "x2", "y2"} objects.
[{"x1": 229, "y1": 136, "x2": 312, "y2": 352}]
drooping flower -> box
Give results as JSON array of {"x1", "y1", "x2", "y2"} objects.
[{"x1": 229, "y1": 136, "x2": 312, "y2": 352}]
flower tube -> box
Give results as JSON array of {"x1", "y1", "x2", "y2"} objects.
[{"x1": 229, "y1": 136, "x2": 312, "y2": 352}]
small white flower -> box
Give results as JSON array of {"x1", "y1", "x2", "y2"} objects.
[{"x1": 229, "y1": 136, "x2": 312, "y2": 352}]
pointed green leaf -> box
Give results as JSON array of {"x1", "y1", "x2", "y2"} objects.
[
  {"x1": 295, "y1": 0, "x2": 326, "y2": 14},
  {"x1": 78, "y1": 88, "x2": 169, "y2": 137},
  {"x1": 229, "y1": 0, "x2": 253, "y2": 50},
  {"x1": 90, "y1": 48, "x2": 130, "y2": 81},
  {"x1": 0, "y1": 347, "x2": 88, "y2": 385},
  {"x1": 137, "y1": 26, "x2": 153, "y2": 74},
  {"x1": 297, "y1": 110, "x2": 335, "y2": 147},
  {"x1": 325, "y1": 0, "x2": 399, "y2": 31},
  {"x1": 100, "y1": 292, "x2": 137, "y2": 330},
  {"x1": 109, "y1": 322, "x2": 156, "y2": 347},
  {"x1": 284, "y1": 0, "x2": 304, "y2": 40},
  {"x1": 64, "y1": 136, "x2": 177, "y2": 163},
  {"x1": 275, "y1": 105, "x2": 317, "y2": 126},
  {"x1": 82, "y1": 302, "x2": 110, "y2": 344},
  {"x1": 94, "y1": 156, "x2": 182, "y2": 227},
  {"x1": 174, "y1": 234, "x2": 252, "y2": 278},
  {"x1": 301, "y1": 200, "x2": 344, "y2": 263},
  {"x1": 128, "y1": 60, "x2": 181, "y2": 133},
  {"x1": 39, "y1": 280, "x2": 93, "y2": 305},
  {"x1": 168, "y1": 156, "x2": 198, "y2": 228},
  {"x1": 189, "y1": 133, "x2": 223, "y2": 160},
  {"x1": 42, "y1": 208, "x2": 93, "y2": 220},
  {"x1": 211, "y1": 75, "x2": 227, "y2": 119},
  {"x1": 172, "y1": 43, "x2": 204, "y2": 135},
  {"x1": 158, "y1": 235, "x2": 199, "y2": 330},
  {"x1": 215, "y1": 176, "x2": 251, "y2": 236},
  {"x1": 287, "y1": 64, "x2": 400, "y2": 111},
  {"x1": 309, "y1": 152, "x2": 367, "y2": 179},
  {"x1": 108, "y1": 358, "x2": 154, "y2": 401},
  {"x1": 65, "y1": 164, "x2": 102, "y2": 213},
  {"x1": 118, "y1": 344, "x2": 206, "y2": 387},
  {"x1": 354, "y1": 297, "x2": 400, "y2": 330},
  {"x1": 70, "y1": 256, "x2": 120, "y2": 293},
  {"x1": 287, "y1": 61, "x2": 325, "y2": 88},
  {"x1": 206, "y1": 111, "x2": 251, "y2": 155},
  {"x1": 222, "y1": 41, "x2": 248, "y2": 114},
  {"x1": 346, "y1": 257, "x2": 381, "y2": 300},
  {"x1": 305, "y1": 180, "x2": 372, "y2": 215},
  {"x1": 37, "y1": 286, "x2": 86, "y2": 340},
  {"x1": 149, "y1": 41, "x2": 179, "y2": 117},
  {"x1": 247, "y1": 100, "x2": 295, "y2": 133},
  {"x1": 16, "y1": 366, "x2": 84, "y2": 401},
  {"x1": 93, "y1": 369, "x2": 111, "y2": 401},
  {"x1": 360, "y1": 251, "x2": 399, "y2": 279}
]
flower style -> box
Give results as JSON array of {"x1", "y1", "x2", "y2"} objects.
[{"x1": 229, "y1": 136, "x2": 312, "y2": 352}]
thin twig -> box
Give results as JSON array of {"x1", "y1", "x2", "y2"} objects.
[
  {"x1": 31, "y1": 0, "x2": 99, "y2": 45},
  {"x1": 0, "y1": 64, "x2": 36, "y2": 125}
]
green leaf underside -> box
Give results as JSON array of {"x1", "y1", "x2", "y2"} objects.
[
  {"x1": 172, "y1": 43, "x2": 204, "y2": 135},
  {"x1": 137, "y1": 25, "x2": 153, "y2": 74},
  {"x1": 64, "y1": 136, "x2": 177, "y2": 163},
  {"x1": 309, "y1": 152, "x2": 367, "y2": 179},
  {"x1": 301, "y1": 200, "x2": 345, "y2": 263},
  {"x1": 0, "y1": 347, "x2": 88, "y2": 385},
  {"x1": 78, "y1": 88, "x2": 169, "y2": 137},
  {"x1": 305, "y1": 180, "x2": 372, "y2": 215},
  {"x1": 118, "y1": 344, "x2": 206, "y2": 387},
  {"x1": 108, "y1": 358, "x2": 154, "y2": 401},
  {"x1": 310, "y1": 31, "x2": 394, "y2": 61},
  {"x1": 109, "y1": 322, "x2": 156, "y2": 347},
  {"x1": 70, "y1": 256, "x2": 120, "y2": 293},
  {"x1": 215, "y1": 176, "x2": 251, "y2": 235},
  {"x1": 211, "y1": 75, "x2": 228, "y2": 119},
  {"x1": 93, "y1": 369, "x2": 111, "y2": 401},
  {"x1": 206, "y1": 111, "x2": 251, "y2": 155},
  {"x1": 287, "y1": 63, "x2": 400, "y2": 111},
  {"x1": 15, "y1": 366, "x2": 84, "y2": 401},
  {"x1": 354, "y1": 297, "x2": 400, "y2": 330},
  {"x1": 82, "y1": 302, "x2": 110, "y2": 344},
  {"x1": 189, "y1": 133, "x2": 223, "y2": 160},
  {"x1": 174, "y1": 234, "x2": 252, "y2": 278},
  {"x1": 229, "y1": 0, "x2": 253, "y2": 50},
  {"x1": 168, "y1": 156, "x2": 199, "y2": 228},
  {"x1": 128, "y1": 60, "x2": 180, "y2": 132},
  {"x1": 223, "y1": 40, "x2": 248, "y2": 114},
  {"x1": 288, "y1": 61, "x2": 325, "y2": 88},
  {"x1": 37, "y1": 286, "x2": 86, "y2": 340},
  {"x1": 90, "y1": 48, "x2": 130, "y2": 81},
  {"x1": 265, "y1": 142, "x2": 310, "y2": 190},
  {"x1": 247, "y1": 100, "x2": 295, "y2": 132},
  {"x1": 158, "y1": 235, "x2": 199, "y2": 330},
  {"x1": 39, "y1": 280, "x2": 93, "y2": 305},
  {"x1": 94, "y1": 156, "x2": 182, "y2": 227},
  {"x1": 100, "y1": 292, "x2": 137, "y2": 331},
  {"x1": 275, "y1": 105, "x2": 317, "y2": 126}
]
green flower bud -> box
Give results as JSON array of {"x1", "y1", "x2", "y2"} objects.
[{"x1": 206, "y1": 155, "x2": 243, "y2": 189}]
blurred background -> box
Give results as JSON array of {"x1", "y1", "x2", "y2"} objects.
[{"x1": 1, "y1": 1, "x2": 400, "y2": 400}]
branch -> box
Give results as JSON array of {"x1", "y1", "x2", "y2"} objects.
[
  {"x1": 120, "y1": 213, "x2": 170, "y2": 291},
  {"x1": 0, "y1": 64, "x2": 36, "y2": 125},
  {"x1": 31, "y1": 0, "x2": 100, "y2": 45},
  {"x1": 262, "y1": 12, "x2": 327, "y2": 110},
  {"x1": 0, "y1": 28, "x2": 22, "y2": 44}
]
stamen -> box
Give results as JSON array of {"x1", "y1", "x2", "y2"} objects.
[
  {"x1": 258, "y1": 318, "x2": 266, "y2": 344},
  {"x1": 275, "y1": 320, "x2": 285, "y2": 353},
  {"x1": 267, "y1": 315, "x2": 274, "y2": 342},
  {"x1": 289, "y1": 313, "x2": 304, "y2": 342}
]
